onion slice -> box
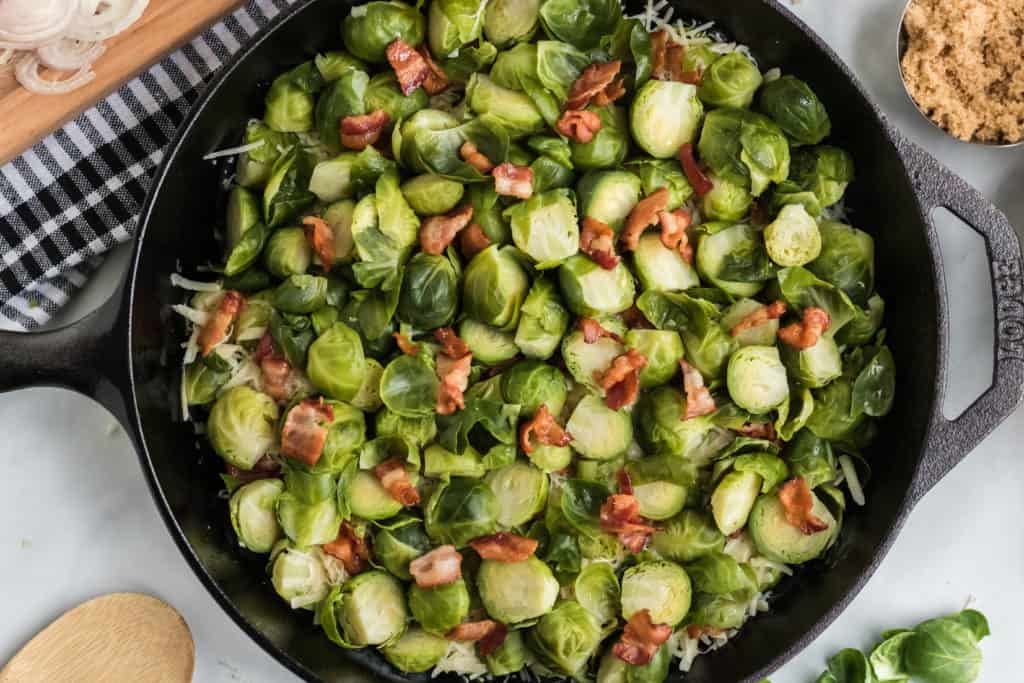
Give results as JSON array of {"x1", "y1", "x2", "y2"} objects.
[
  {"x1": 37, "y1": 38, "x2": 105, "y2": 71},
  {"x1": 65, "y1": 0, "x2": 149, "y2": 42},
  {"x1": 14, "y1": 52, "x2": 96, "y2": 94},
  {"x1": 0, "y1": 0, "x2": 80, "y2": 49}
]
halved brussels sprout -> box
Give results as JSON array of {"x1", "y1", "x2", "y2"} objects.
[
  {"x1": 365, "y1": 72, "x2": 429, "y2": 122},
  {"x1": 807, "y1": 221, "x2": 875, "y2": 307},
  {"x1": 315, "y1": 50, "x2": 366, "y2": 82},
  {"x1": 273, "y1": 274, "x2": 329, "y2": 314},
  {"x1": 466, "y1": 73, "x2": 546, "y2": 138},
  {"x1": 184, "y1": 354, "x2": 232, "y2": 406},
  {"x1": 425, "y1": 477, "x2": 499, "y2": 547},
  {"x1": 264, "y1": 227, "x2": 312, "y2": 278},
  {"x1": 758, "y1": 75, "x2": 831, "y2": 146},
  {"x1": 463, "y1": 245, "x2": 531, "y2": 330},
  {"x1": 620, "y1": 560, "x2": 692, "y2": 626},
  {"x1": 784, "y1": 146, "x2": 855, "y2": 210},
  {"x1": 277, "y1": 492, "x2": 342, "y2": 547},
  {"x1": 397, "y1": 252, "x2": 459, "y2": 329},
  {"x1": 485, "y1": 461, "x2": 549, "y2": 527},
  {"x1": 230, "y1": 479, "x2": 284, "y2": 553},
  {"x1": 264, "y1": 62, "x2": 323, "y2": 133},
  {"x1": 696, "y1": 223, "x2": 770, "y2": 298},
  {"x1": 374, "y1": 519, "x2": 432, "y2": 580},
  {"x1": 764, "y1": 204, "x2": 822, "y2": 267},
  {"x1": 562, "y1": 321, "x2": 626, "y2": 392},
  {"x1": 380, "y1": 352, "x2": 439, "y2": 418},
  {"x1": 208, "y1": 386, "x2": 279, "y2": 470},
  {"x1": 376, "y1": 408, "x2": 438, "y2": 448},
  {"x1": 566, "y1": 395, "x2": 633, "y2": 461},
  {"x1": 633, "y1": 232, "x2": 701, "y2": 292},
  {"x1": 635, "y1": 386, "x2": 732, "y2": 462},
  {"x1": 698, "y1": 52, "x2": 764, "y2": 109},
  {"x1": 686, "y1": 593, "x2": 750, "y2": 631},
  {"x1": 836, "y1": 294, "x2": 884, "y2": 346},
  {"x1": 500, "y1": 360, "x2": 568, "y2": 416},
  {"x1": 382, "y1": 627, "x2": 449, "y2": 673},
  {"x1": 342, "y1": 1, "x2": 425, "y2": 63},
  {"x1": 727, "y1": 345, "x2": 789, "y2": 414},
  {"x1": 483, "y1": 0, "x2": 540, "y2": 47},
  {"x1": 626, "y1": 159, "x2": 694, "y2": 212},
  {"x1": 577, "y1": 170, "x2": 642, "y2": 232},
  {"x1": 263, "y1": 146, "x2": 316, "y2": 227},
  {"x1": 506, "y1": 189, "x2": 580, "y2": 267},
  {"x1": 424, "y1": 443, "x2": 486, "y2": 478},
  {"x1": 698, "y1": 108, "x2": 790, "y2": 196},
  {"x1": 477, "y1": 556, "x2": 560, "y2": 623},
  {"x1": 235, "y1": 120, "x2": 297, "y2": 188},
  {"x1": 625, "y1": 329, "x2": 685, "y2": 389},
  {"x1": 525, "y1": 600, "x2": 603, "y2": 678},
  {"x1": 651, "y1": 510, "x2": 725, "y2": 562},
  {"x1": 393, "y1": 108, "x2": 459, "y2": 169},
  {"x1": 722, "y1": 298, "x2": 780, "y2": 347},
  {"x1": 428, "y1": 0, "x2": 487, "y2": 58},
  {"x1": 310, "y1": 157, "x2": 355, "y2": 203},
  {"x1": 515, "y1": 276, "x2": 570, "y2": 360},
  {"x1": 409, "y1": 578, "x2": 471, "y2": 635},
  {"x1": 271, "y1": 544, "x2": 329, "y2": 609},
  {"x1": 571, "y1": 105, "x2": 630, "y2": 170},
  {"x1": 749, "y1": 490, "x2": 837, "y2": 563},
  {"x1": 485, "y1": 629, "x2": 529, "y2": 676},
  {"x1": 575, "y1": 561, "x2": 620, "y2": 627},
  {"x1": 315, "y1": 70, "x2": 369, "y2": 150},
  {"x1": 702, "y1": 172, "x2": 753, "y2": 222},
  {"x1": 630, "y1": 80, "x2": 703, "y2": 158},
  {"x1": 400, "y1": 174, "x2": 465, "y2": 216},
  {"x1": 307, "y1": 322, "x2": 367, "y2": 402},
  {"x1": 349, "y1": 358, "x2": 384, "y2": 412},
  {"x1": 780, "y1": 334, "x2": 842, "y2": 388},
  {"x1": 344, "y1": 467, "x2": 405, "y2": 520},
  {"x1": 528, "y1": 443, "x2": 574, "y2": 473},
  {"x1": 458, "y1": 318, "x2": 519, "y2": 366},
  {"x1": 805, "y1": 377, "x2": 867, "y2": 442},
  {"x1": 558, "y1": 255, "x2": 636, "y2": 317},
  {"x1": 226, "y1": 185, "x2": 261, "y2": 252},
  {"x1": 320, "y1": 570, "x2": 408, "y2": 647},
  {"x1": 597, "y1": 645, "x2": 671, "y2": 683},
  {"x1": 710, "y1": 470, "x2": 762, "y2": 536}
]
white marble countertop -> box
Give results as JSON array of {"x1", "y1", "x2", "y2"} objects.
[{"x1": 3, "y1": 0, "x2": 1023, "y2": 681}]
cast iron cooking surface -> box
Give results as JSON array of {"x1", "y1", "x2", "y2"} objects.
[{"x1": 128, "y1": 1, "x2": 935, "y2": 680}]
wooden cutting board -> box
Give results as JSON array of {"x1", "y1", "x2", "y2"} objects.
[{"x1": 0, "y1": 0, "x2": 242, "y2": 166}]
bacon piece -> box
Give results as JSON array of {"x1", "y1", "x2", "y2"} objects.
[
  {"x1": 469, "y1": 532, "x2": 539, "y2": 562},
  {"x1": 252, "y1": 331, "x2": 276, "y2": 363},
  {"x1": 409, "y1": 545, "x2": 463, "y2": 588},
  {"x1": 679, "y1": 359, "x2": 716, "y2": 420},
  {"x1": 519, "y1": 404, "x2": 572, "y2": 455},
  {"x1": 374, "y1": 457, "x2": 421, "y2": 506},
  {"x1": 658, "y1": 208, "x2": 694, "y2": 264},
  {"x1": 302, "y1": 215, "x2": 336, "y2": 269},
  {"x1": 650, "y1": 30, "x2": 669, "y2": 79},
  {"x1": 393, "y1": 332, "x2": 419, "y2": 356},
  {"x1": 580, "y1": 216, "x2": 620, "y2": 270},
  {"x1": 738, "y1": 421, "x2": 778, "y2": 442},
  {"x1": 340, "y1": 109, "x2": 391, "y2": 150},
  {"x1": 622, "y1": 306, "x2": 652, "y2": 330},
  {"x1": 556, "y1": 109, "x2": 603, "y2": 144},
  {"x1": 650, "y1": 30, "x2": 699, "y2": 84},
  {"x1": 477, "y1": 623, "x2": 508, "y2": 657},
  {"x1": 600, "y1": 494, "x2": 655, "y2": 553},
  {"x1": 447, "y1": 620, "x2": 508, "y2": 656},
  {"x1": 260, "y1": 356, "x2": 292, "y2": 402},
  {"x1": 419, "y1": 205, "x2": 475, "y2": 256},
  {"x1": 386, "y1": 38, "x2": 431, "y2": 95},
  {"x1": 617, "y1": 469, "x2": 634, "y2": 496},
  {"x1": 566, "y1": 60, "x2": 624, "y2": 110},
  {"x1": 622, "y1": 188, "x2": 670, "y2": 251},
  {"x1": 323, "y1": 522, "x2": 371, "y2": 575},
  {"x1": 199, "y1": 290, "x2": 244, "y2": 356},
  {"x1": 226, "y1": 454, "x2": 281, "y2": 484},
  {"x1": 678, "y1": 143, "x2": 714, "y2": 196},
  {"x1": 460, "y1": 141, "x2": 494, "y2": 174},
  {"x1": 418, "y1": 46, "x2": 449, "y2": 95},
  {"x1": 613, "y1": 609, "x2": 673, "y2": 666},
  {"x1": 459, "y1": 223, "x2": 492, "y2": 260},
  {"x1": 436, "y1": 353, "x2": 473, "y2": 415},
  {"x1": 778, "y1": 477, "x2": 830, "y2": 534},
  {"x1": 492, "y1": 163, "x2": 533, "y2": 200},
  {"x1": 685, "y1": 624, "x2": 727, "y2": 640},
  {"x1": 596, "y1": 349, "x2": 648, "y2": 410},
  {"x1": 731, "y1": 300, "x2": 787, "y2": 337},
  {"x1": 280, "y1": 399, "x2": 334, "y2": 466},
  {"x1": 580, "y1": 317, "x2": 623, "y2": 344},
  {"x1": 434, "y1": 327, "x2": 471, "y2": 360},
  {"x1": 778, "y1": 307, "x2": 832, "y2": 350}
]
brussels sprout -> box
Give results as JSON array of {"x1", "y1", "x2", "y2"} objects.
[
  {"x1": 851, "y1": 345, "x2": 896, "y2": 418},
  {"x1": 558, "y1": 255, "x2": 636, "y2": 317},
  {"x1": 758, "y1": 75, "x2": 831, "y2": 146},
  {"x1": 409, "y1": 578, "x2": 471, "y2": 635},
  {"x1": 727, "y1": 345, "x2": 789, "y2": 414},
  {"x1": 463, "y1": 245, "x2": 531, "y2": 330},
  {"x1": 686, "y1": 593, "x2": 749, "y2": 631},
  {"x1": 748, "y1": 490, "x2": 836, "y2": 563},
  {"x1": 453, "y1": 318, "x2": 516, "y2": 366},
  {"x1": 698, "y1": 52, "x2": 764, "y2": 109},
  {"x1": 376, "y1": 408, "x2": 438, "y2": 448},
  {"x1": 571, "y1": 105, "x2": 630, "y2": 170},
  {"x1": 635, "y1": 386, "x2": 732, "y2": 462},
  {"x1": 635, "y1": 290, "x2": 737, "y2": 381},
  {"x1": 702, "y1": 173, "x2": 753, "y2": 222},
  {"x1": 687, "y1": 551, "x2": 758, "y2": 597},
  {"x1": 400, "y1": 174, "x2": 465, "y2": 216},
  {"x1": 525, "y1": 600, "x2": 603, "y2": 677},
  {"x1": 184, "y1": 354, "x2": 232, "y2": 406},
  {"x1": 365, "y1": 72, "x2": 428, "y2": 122},
  {"x1": 515, "y1": 276, "x2": 570, "y2": 360},
  {"x1": 424, "y1": 443, "x2": 486, "y2": 478},
  {"x1": 787, "y1": 146, "x2": 855, "y2": 210},
  {"x1": 466, "y1": 73, "x2": 546, "y2": 138},
  {"x1": 428, "y1": 0, "x2": 487, "y2": 57},
  {"x1": 310, "y1": 157, "x2": 355, "y2": 203},
  {"x1": 624, "y1": 330, "x2": 685, "y2": 389},
  {"x1": 620, "y1": 561, "x2": 692, "y2": 626},
  {"x1": 350, "y1": 173, "x2": 420, "y2": 290},
  {"x1": 485, "y1": 461, "x2": 549, "y2": 527},
  {"x1": 374, "y1": 520, "x2": 432, "y2": 579},
  {"x1": 393, "y1": 108, "x2": 459, "y2": 168},
  {"x1": 229, "y1": 479, "x2": 284, "y2": 552},
  {"x1": 652, "y1": 510, "x2": 725, "y2": 562},
  {"x1": 506, "y1": 189, "x2": 580, "y2": 266},
  {"x1": 783, "y1": 429, "x2": 836, "y2": 489},
  {"x1": 225, "y1": 185, "x2": 262, "y2": 255},
  {"x1": 307, "y1": 323, "x2": 367, "y2": 401},
  {"x1": 477, "y1": 556, "x2": 559, "y2": 623},
  {"x1": 764, "y1": 204, "x2": 822, "y2": 267},
  {"x1": 566, "y1": 395, "x2": 633, "y2": 461},
  {"x1": 442, "y1": 41, "x2": 500, "y2": 83},
  {"x1": 263, "y1": 147, "x2": 316, "y2": 227},
  {"x1": 277, "y1": 492, "x2": 342, "y2": 547},
  {"x1": 698, "y1": 108, "x2": 790, "y2": 197},
  {"x1": 222, "y1": 268, "x2": 272, "y2": 294},
  {"x1": 342, "y1": 1, "x2": 425, "y2": 63},
  {"x1": 425, "y1": 477, "x2": 499, "y2": 546},
  {"x1": 485, "y1": 629, "x2": 529, "y2": 676},
  {"x1": 633, "y1": 232, "x2": 701, "y2": 292},
  {"x1": 577, "y1": 170, "x2": 642, "y2": 233},
  {"x1": 722, "y1": 298, "x2": 780, "y2": 347},
  {"x1": 272, "y1": 275, "x2": 329, "y2": 314},
  {"x1": 320, "y1": 570, "x2": 408, "y2": 647},
  {"x1": 780, "y1": 334, "x2": 842, "y2": 388},
  {"x1": 575, "y1": 561, "x2": 620, "y2": 627},
  {"x1": 263, "y1": 227, "x2": 312, "y2": 278},
  {"x1": 396, "y1": 252, "x2": 459, "y2": 329},
  {"x1": 626, "y1": 159, "x2": 693, "y2": 212},
  {"x1": 696, "y1": 223, "x2": 771, "y2": 298},
  {"x1": 315, "y1": 50, "x2": 366, "y2": 82},
  {"x1": 345, "y1": 358, "x2": 382, "y2": 413},
  {"x1": 734, "y1": 452, "x2": 789, "y2": 493},
  {"x1": 597, "y1": 645, "x2": 671, "y2": 683},
  {"x1": 382, "y1": 627, "x2": 449, "y2": 673},
  {"x1": 500, "y1": 360, "x2": 567, "y2": 417},
  {"x1": 467, "y1": 184, "x2": 512, "y2": 245},
  {"x1": 483, "y1": 0, "x2": 540, "y2": 46},
  {"x1": 270, "y1": 312, "x2": 316, "y2": 369},
  {"x1": 270, "y1": 545, "x2": 329, "y2": 609},
  {"x1": 537, "y1": 0, "x2": 621, "y2": 50},
  {"x1": 343, "y1": 466, "x2": 405, "y2": 520},
  {"x1": 807, "y1": 221, "x2": 875, "y2": 307},
  {"x1": 528, "y1": 444, "x2": 574, "y2": 473},
  {"x1": 264, "y1": 62, "x2": 323, "y2": 133},
  {"x1": 777, "y1": 266, "x2": 859, "y2": 337},
  {"x1": 235, "y1": 120, "x2": 297, "y2": 188},
  {"x1": 208, "y1": 387, "x2": 279, "y2": 470},
  {"x1": 315, "y1": 70, "x2": 369, "y2": 150},
  {"x1": 630, "y1": 80, "x2": 703, "y2": 158},
  {"x1": 711, "y1": 470, "x2": 762, "y2": 536},
  {"x1": 560, "y1": 322, "x2": 624, "y2": 391},
  {"x1": 558, "y1": 478, "x2": 612, "y2": 537}
]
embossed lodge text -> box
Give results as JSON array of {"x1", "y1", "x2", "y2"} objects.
[{"x1": 994, "y1": 259, "x2": 1024, "y2": 360}]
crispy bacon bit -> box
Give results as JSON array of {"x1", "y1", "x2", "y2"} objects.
[
  {"x1": 686, "y1": 624, "x2": 727, "y2": 640},
  {"x1": 580, "y1": 317, "x2": 623, "y2": 344},
  {"x1": 434, "y1": 327, "x2": 471, "y2": 360},
  {"x1": 650, "y1": 30, "x2": 699, "y2": 84},
  {"x1": 447, "y1": 620, "x2": 508, "y2": 656},
  {"x1": 622, "y1": 188, "x2": 670, "y2": 251},
  {"x1": 617, "y1": 469, "x2": 634, "y2": 496},
  {"x1": 778, "y1": 477, "x2": 830, "y2": 534},
  {"x1": 738, "y1": 421, "x2": 778, "y2": 442},
  {"x1": 622, "y1": 305, "x2": 653, "y2": 330},
  {"x1": 566, "y1": 60, "x2": 624, "y2": 110},
  {"x1": 302, "y1": 216, "x2": 336, "y2": 269},
  {"x1": 492, "y1": 163, "x2": 534, "y2": 200},
  {"x1": 199, "y1": 290, "x2": 244, "y2": 356},
  {"x1": 478, "y1": 623, "x2": 509, "y2": 657},
  {"x1": 460, "y1": 141, "x2": 494, "y2": 174},
  {"x1": 226, "y1": 454, "x2": 281, "y2": 484},
  {"x1": 613, "y1": 609, "x2": 673, "y2": 666},
  {"x1": 519, "y1": 404, "x2": 572, "y2": 455},
  {"x1": 600, "y1": 494, "x2": 656, "y2": 553},
  {"x1": 374, "y1": 457, "x2": 421, "y2": 506},
  {"x1": 252, "y1": 331, "x2": 276, "y2": 363},
  {"x1": 386, "y1": 38, "x2": 431, "y2": 95},
  {"x1": 597, "y1": 349, "x2": 648, "y2": 410},
  {"x1": 436, "y1": 352, "x2": 473, "y2": 415},
  {"x1": 658, "y1": 208, "x2": 694, "y2": 264},
  {"x1": 340, "y1": 109, "x2": 391, "y2": 150},
  {"x1": 323, "y1": 522, "x2": 371, "y2": 575},
  {"x1": 556, "y1": 109, "x2": 603, "y2": 144},
  {"x1": 680, "y1": 359, "x2": 716, "y2": 420},
  {"x1": 280, "y1": 399, "x2": 335, "y2": 466},
  {"x1": 260, "y1": 356, "x2": 292, "y2": 402},
  {"x1": 459, "y1": 223, "x2": 492, "y2": 260},
  {"x1": 779, "y1": 307, "x2": 832, "y2": 350},
  {"x1": 393, "y1": 332, "x2": 419, "y2": 356},
  {"x1": 580, "y1": 216, "x2": 620, "y2": 270},
  {"x1": 731, "y1": 300, "x2": 787, "y2": 337},
  {"x1": 650, "y1": 30, "x2": 669, "y2": 79},
  {"x1": 469, "y1": 533, "x2": 539, "y2": 562},
  {"x1": 418, "y1": 46, "x2": 449, "y2": 95},
  {"x1": 679, "y1": 143, "x2": 714, "y2": 196},
  {"x1": 419, "y1": 205, "x2": 475, "y2": 256},
  {"x1": 410, "y1": 545, "x2": 463, "y2": 588}
]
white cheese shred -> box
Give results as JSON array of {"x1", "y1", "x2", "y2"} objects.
[
  {"x1": 432, "y1": 641, "x2": 487, "y2": 679},
  {"x1": 202, "y1": 139, "x2": 266, "y2": 161},
  {"x1": 170, "y1": 273, "x2": 223, "y2": 291},
  {"x1": 838, "y1": 454, "x2": 866, "y2": 506}
]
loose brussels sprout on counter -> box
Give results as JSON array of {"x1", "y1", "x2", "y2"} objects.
[{"x1": 180, "y1": 6, "x2": 893, "y2": 678}]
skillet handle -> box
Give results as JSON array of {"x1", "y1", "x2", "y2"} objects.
[{"x1": 894, "y1": 133, "x2": 1024, "y2": 499}]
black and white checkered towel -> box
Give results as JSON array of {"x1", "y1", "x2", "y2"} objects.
[{"x1": 0, "y1": 0, "x2": 298, "y2": 331}]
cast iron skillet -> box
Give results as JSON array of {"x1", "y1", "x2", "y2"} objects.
[{"x1": 3, "y1": 1, "x2": 1023, "y2": 681}]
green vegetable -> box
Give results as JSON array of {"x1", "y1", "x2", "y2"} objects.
[
  {"x1": 381, "y1": 627, "x2": 448, "y2": 673},
  {"x1": 477, "y1": 556, "x2": 560, "y2": 623},
  {"x1": 699, "y1": 52, "x2": 763, "y2": 109},
  {"x1": 319, "y1": 570, "x2": 407, "y2": 647},
  {"x1": 631, "y1": 80, "x2": 703, "y2": 158},
  {"x1": 620, "y1": 561, "x2": 692, "y2": 626},
  {"x1": 208, "y1": 386, "x2": 278, "y2": 470},
  {"x1": 342, "y1": 1, "x2": 424, "y2": 63},
  {"x1": 424, "y1": 477, "x2": 499, "y2": 547},
  {"x1": 758, "y1": 75, "x2": 831, "y2": 145},
  {"x1": 506, "y1": 189, "x2": 580, "y2": 266},
  {"x1": 307, "y1": 322, "x2": 367, "y2": 401},
  {"x1": 409, "y1": 578, "x2": 470, "y2": 635}
]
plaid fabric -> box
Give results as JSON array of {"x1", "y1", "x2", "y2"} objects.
[{"x1": 0, "y1": 0, "x2": 298, "y2": 330}]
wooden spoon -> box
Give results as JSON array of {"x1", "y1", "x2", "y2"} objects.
[{"x1": 0, "y1": 593, "x2": 194, "y2": 683}]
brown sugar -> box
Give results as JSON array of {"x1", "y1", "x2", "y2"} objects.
[{"x1": 900, "y1": 0, "x2": 1024, "y2": 144}]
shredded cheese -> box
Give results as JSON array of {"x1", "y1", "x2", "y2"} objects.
[
  {"x1": 202, "y1": 139, "x2": 266, "y2": 161},
  {"x1": 170, "y1": 273, "x2": 222, "y2": 292},
  {"x1": 838, "y1": 454, "x2": 866, "y2": 506},
  {"x1": 432, "y1": 641, "x2": 487, "y2": 679},
  {"x1": 171, "y1": 304, "x2": 210, "y2": 326}
]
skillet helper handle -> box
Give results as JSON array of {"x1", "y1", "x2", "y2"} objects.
[{"x1": 896, "y1": 134, "x2": 1024, "y2": 499}]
